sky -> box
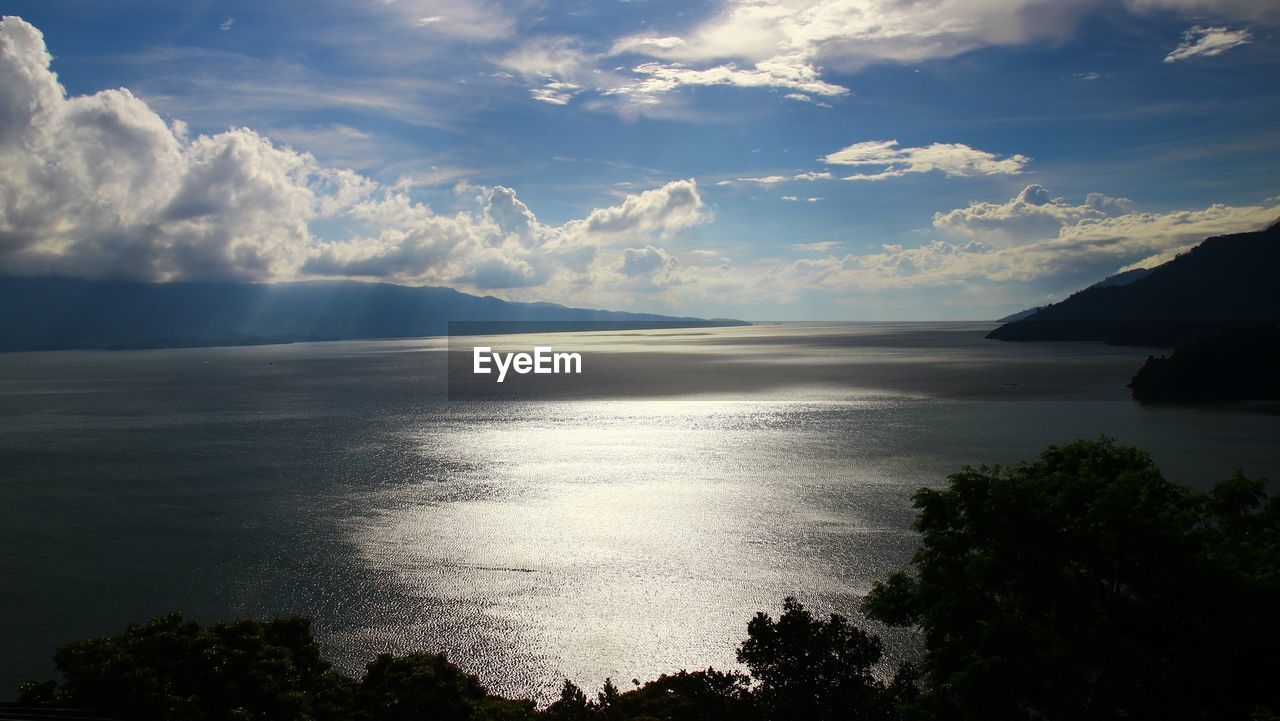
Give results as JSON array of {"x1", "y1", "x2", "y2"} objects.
[{"x1": 1, "y1": 0, "x2": 1278, "y2": 320}]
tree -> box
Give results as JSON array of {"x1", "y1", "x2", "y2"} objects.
[
  {"x1": 358, "y1": 651, "x2": 491, "y2": 721},
  {"x1": 863, "y1": 437, "x2": 1280, "y2": 721},
  {"x1": 18, "y1": 613, "x2": 355, "y2": 721},
  {"x1": 543, "y1": 679, "x2": 596, "y2": 721},
  {"x1": 609, "y1": 669, "x2": 754, "y2": 721},
  {"x1": 737, "y1": 597, "x2": 901, "y2": 721}
]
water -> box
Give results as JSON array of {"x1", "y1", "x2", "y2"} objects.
[{"x1": 1, "y1": 322, "x2": 1278, "y2": 701}]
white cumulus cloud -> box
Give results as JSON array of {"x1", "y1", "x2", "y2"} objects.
[
  {"x1": 0, "y1": 16, "x2": 711, "y2": 307},
  {"x1": 933, "y1": 184, "x2": 1135, "y2": 245}
]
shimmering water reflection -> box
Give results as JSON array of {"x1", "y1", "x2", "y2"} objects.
[{"x1": 350, "y1": 401, "x2": 923, "y2": 695}]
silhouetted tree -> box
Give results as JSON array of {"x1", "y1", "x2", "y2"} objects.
[
  {"x1": 359, "y1": 651, "x2": 490, "y2": 721},
  {"x1": 863, "y1": 437, "x2": 1280, "y2": 721},
  {"x1": 609, "y1": 669, "x2": 754, "y2": 721},
  {"x1": 737, "y1": 597, "x2": 900, "y2": 720},
  {"x1": 544, "y1": 680, "x2": 595, "y2": 721},
  {"x1": 17, "y1": 613, "x2": 355, "y2": 721}
]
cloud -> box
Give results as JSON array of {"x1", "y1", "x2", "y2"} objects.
[
  {"x1": 371, "y1": 0, "x2": 515, "y2": 41},
  {"x1": 824, "y1": 140, "x2": 1030, "y2": 180},
  {"x1": 782, "y1": 187, "x2": 1280, "y2": 290},
  {"x1": 481, "y1": 1, "x2": 1273, "y2": 112},
  {"x1": 721, "y1": 171, "x2": 834, "y2": 186},
  {"x1": 530, "y1": 81, "x2": 582, "y2": 105},
  {"x1": 606, "y1": 54, "x2": 849, "y2": 99},
  {"x1": 599, "y1": 0, "x2": 1274, "y2": 108},
  {"x1": 609, "y1": 36, "x2": 687, "y2": 54},
  {"x1": 0, "y1": 17, "x2": 711, "y2": 304},
  {"x1": 620, "y1": 245, "x2": 677, "y2": 276},
  {"x1": 933, "y1": 184, "x2": 1134, "y2": 245},
  {"x1": 784, "y1": 92, "x2": 832, "y2": 107},
  {"x1": 616, "y1": 245, "x2": 685, "y2": 292},
  {"x1": 219, "y1": 18, "x2": 235, "y2": 32},
  {"x1": 0, "y1": 17, "x2": 373, "y2": 282},
  {"x1": 453, "y1": 251, "x2": 545, "y2": 288},
  {"x1": 496, "y1": 36, "x2": 592, "y2": 81},
  {"x1": 495, "y1": 36, "x2": 629, "y2": 109},
  {"x1": 610, "y1": 0, "x2": 1096, "y2": 71},
  {"x1": 1164, "y1": 25, "x2": 1252, "y2": 62},
  {"x1": 304, "y1": 178, "x2": 708, "y2": 296},
  {"x1": 571, "y1": 179, "x2": 707, "y2": 237},
  {"x1": 791, "y1": 241, "x2": 843, "y2": 252}
]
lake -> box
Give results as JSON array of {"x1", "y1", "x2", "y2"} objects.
[{"x1": 2, "y1": 322, "x2": 1279, "y2": 702}]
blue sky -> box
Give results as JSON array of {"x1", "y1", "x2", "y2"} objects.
[{"x1": 1, "y1": 0, "x2": 1278, "y2": 319}]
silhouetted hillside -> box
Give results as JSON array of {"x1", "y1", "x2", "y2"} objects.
[
  {"x1": 1089, "y1": 266, "x2": 1154, "y2": 289},
  {"x1": 0, "y1": 277, "x2": 747, "y2": 351},
  {"x1": 1128, "y1": 326, "x2": 1280, "y2": 402},
  {"x1": 988, "y1": 221, "x2": 1280, "y2": 346},
  {"x1": 997, "y1": 306, "x2": 1043, "y2": 323},
  {"x1": 995, "y1": 267, "x2": 1152, "y2": 323}
]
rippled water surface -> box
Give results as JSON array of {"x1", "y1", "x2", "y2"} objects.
[{"x1": 2, "y1": 323, "x2": 1279, "y2": 700}]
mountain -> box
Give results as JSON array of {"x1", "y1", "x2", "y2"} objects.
[
  {"x1": 997, "y1": 306, "x2": 1043, "y2": 323},
  {"x1": 0, "y1": 277, "x2": 748, "y2": 352},
  {"x1": 995, "y1": 267, "x2": 1153, "y2": 323},
  {"x1": 1088, "y1": 267, "x2": 1153, "y2": 289},
  {"x1": 987, "y1": 221, "x2": 1280, "y2": 346}
]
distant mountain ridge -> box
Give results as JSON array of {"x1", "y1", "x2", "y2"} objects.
[
  {"x1": 987, "y1": 221, "x2": 1280, "y2": 346},
  {"x1": 0, "y1": 277, "x2": 748, "y2": 351},
  {"x1": 1088, "y1": 267, "x2": 1154, "y2": 289},
  {"x1": 996, "y1": 267, "x2": 1154, "y2": 323}
]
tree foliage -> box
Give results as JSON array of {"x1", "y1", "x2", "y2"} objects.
[
  {"x1": 863, "y1": 437, "x2": 1280, "y2": 721},
  {"x1": 737, "y1": 597, "x2": 906, "y2": 721},
  {"x1": 18, "y1": 613, "x2": 355, "y2": 721}
]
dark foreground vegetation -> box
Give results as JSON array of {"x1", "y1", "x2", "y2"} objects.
[
  {"x1": 1128, "y1": 325, "x2": 1280, "y2": 402},
  {"x1": 16, "y1": 439, "x2": 1279, "y2": 720}
]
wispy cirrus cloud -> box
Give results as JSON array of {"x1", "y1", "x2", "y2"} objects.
[
  {"x1": 1163, "y1": 25, "x2": 1252, "y2": 62},
  {"x1": 718, "y1": 171, "x2": 833, "y2": 186},
  {"x1": 589, "y1": 0, "x2": 1275, "y2": 111}
]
